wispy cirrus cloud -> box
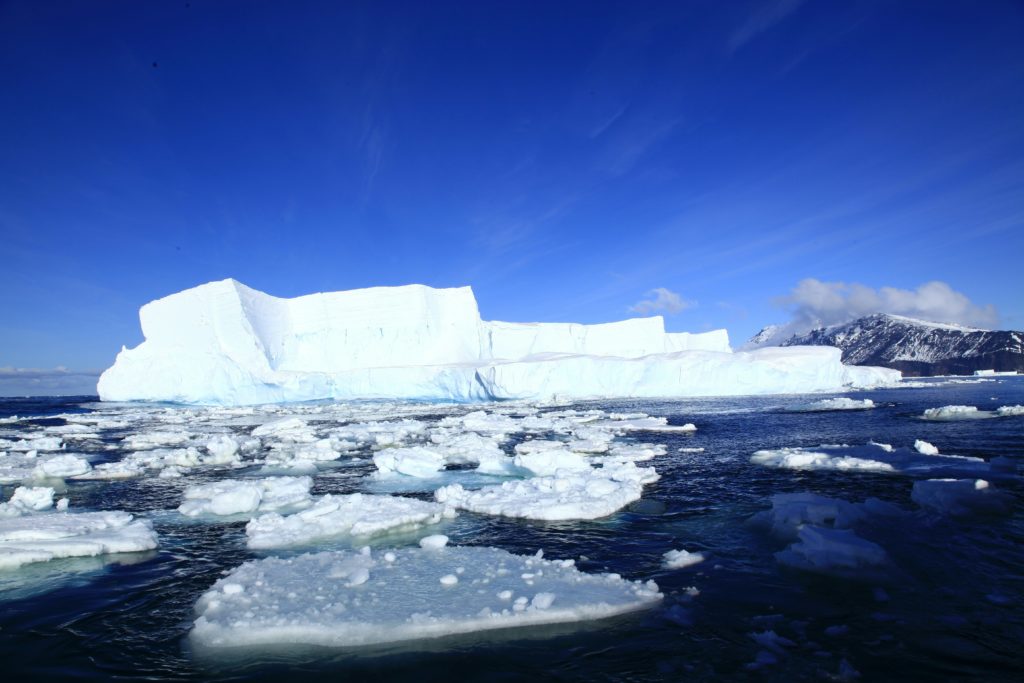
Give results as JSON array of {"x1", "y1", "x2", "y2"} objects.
[
  {"x1": 729, "y1": 0, "x2": 808, "y2": 52},
  {"x1": 630, "y1": 288, "x2": 695, "y2": 315}
]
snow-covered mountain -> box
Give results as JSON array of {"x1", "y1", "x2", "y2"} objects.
[{"x1": 750, "y1": 314, "x2": 1024, "y2": 376}]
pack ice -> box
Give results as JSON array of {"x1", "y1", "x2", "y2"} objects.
[
  {"x1": 191, "y1": 545, "x2": 662, "y2": 649},
  {"x1": 98, "y1": 279, "x2": 899, "y2": 405}
]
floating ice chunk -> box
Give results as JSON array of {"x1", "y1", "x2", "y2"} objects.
[
  {"x1": 512, "y1": 449, "x2": 592, "y2": 477},
  {"x1": 6, "y1": 436, "x2": 63, "y2": 452},
  {"x1": 996, "y1": 405, "x2": 1024, "y2": 417},
  {"x1": 0, "y1": 487, "x2": 55, "y2": 517},
  {"x1": 124, "y1": 446, "x2": 202, "y2": 472},
  {"x1": 662, "y1": 548, "x2": 705, "y2": 569},
  {"x1": 34, "y1": 454, "x2": 91, "y2": 479},
  {"x1": 0, "y1": 510, "x2": 158, "y2": 570},
  {"x1": 178, "y1": 476, "x2": 313, "y2": 517},
  {"x1": 436, "y1": 462, "x2": 656, "y2": 521},
  {"x1": 123, "y1": 431, "x2": 190, "y2": 449},
  {"x1": 334, "y1": 419, "x2": 427, "y2": 448},
  {"x1": 204, "y1": 435, "x2": 241, "y2": 465},
  {"x1": 74, "y1": 460, "x2": 146, "y2": 480},
  {"x1": 922, "y1": 405, "x2": 992, "y2": 421},
  {"x1": 419, "y1": 534, "x2": 449, "y2": 550},
  {"x1": 599, "y1": 417, "x2": 696, "y2": 433},
  {"x1": 252, "y1": 417, "x2": 311, "y2": 439},
  {"x1": 245, "y1": 493, "x2": 448, "y2": 549},
  {"x1": 751, "y1": 442, "x2": 1000, "y2": 478},
  {"x1": 775, "y1": 525, "x2": 889, "y2": 576},
  {"x1": 911, "y1": 479, "x2": 1014, "y2": 516},
  {"x1": 373, "y1": 447, "x2": 446, "y2": 478},
  {"x1": 191, "y1": 546, "x2": 662, "y2": 648},
  {"x1": 751, "y1": 448, "x2": 894, "y2": 473},
  {"x1": 442, "y1": 411, "x2": 521, "y2": 436},
  {"x1": 787, "y1": 397, "x2": 875, "y2": 412},
  {"x1": 914, "y1": 440, "x2": 939, "y2": 455},
  {"x1": 429, "y1": 431, "x2": 505, "y2": 467},
  {"x1": 749, "y1": 492, "x2": 902, "y2": 541}
]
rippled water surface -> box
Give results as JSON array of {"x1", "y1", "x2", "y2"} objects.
[{"x1": 1, "y1": 379, "x2": 1022, "y2": 681}]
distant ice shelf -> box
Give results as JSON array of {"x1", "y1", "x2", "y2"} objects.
[{"x1": 98, "y1": 279, "x2": 900, "y2": 405}]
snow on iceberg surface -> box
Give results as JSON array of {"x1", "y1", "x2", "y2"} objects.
[
  {"x1": 99, "y1": 279, "x2": 899, "y2": 405},
  {"x1": 191, "y1": 546, "x2": 662, "y2": 649}
]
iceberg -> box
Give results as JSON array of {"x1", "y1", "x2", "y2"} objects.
[{"x1": 98, "y1": 279, "x2": 900, "y2": 405}]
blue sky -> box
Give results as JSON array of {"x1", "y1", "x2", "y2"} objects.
[{"x1": 2, "y1": 0, "x2": 1022, "y2": 394}]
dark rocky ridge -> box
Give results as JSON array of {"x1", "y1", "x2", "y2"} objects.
[{"x1": 753, "y1": 314, "x2": 1024, "y2": 377}]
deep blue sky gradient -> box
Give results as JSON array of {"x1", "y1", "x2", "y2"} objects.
[{"x1": 1, "y1": 0, "x2": 1022, "y2": 391}]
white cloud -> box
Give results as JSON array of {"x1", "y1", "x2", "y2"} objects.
[
  {"x1": 772, "y1": 278, "x2": 998, "y2": 337},
  {"x1": 629, "y1": 288, "x2": 695, "y2": 316},
  {"x1": 0, "y1": 367, "x2": 101, "y2": 397}
]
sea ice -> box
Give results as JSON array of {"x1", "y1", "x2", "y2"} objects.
[
  {"x1": 774, "y1": 525, "x2": 890, "y2": 576},
  {"x1": 911, "y1": 479, "x2": 1014, "y2": 516},
  {"x1": 373, "y1": 447, "x2": 447, "y2": 478},
  {"x1": 178, "y1": 476, "x2": 313, "y2": 517},
  {"x1": 786, "y1": 397, "x2": 875, "y2": 412},
  {"x1": 749, "y1": 492, "x2": 902, "y2": 541},
  {"x1": 750, "y1": 443, "x2": 1003, "y2": 478},
  {"x1": 921, "y1": 405, "x2": 991, "y2": 421},
  {"x1": 0, "y1": 510, "x2": 158, "y2": 570},
  {"x1": 435, "y1": 462, "x2": 657, "y2": 521},
  {"x1": 0, "y1": 486, "x2": 55, "y2": 517},
  {"x1": 662, "y1": 548, "x2": 705, "y2": 569},
  {"x1": 245, "y1": 493, "x2": 450, "y2": 549},
  {"x1": 190, "y1": 545, "x2": 662, "y2": 648}
]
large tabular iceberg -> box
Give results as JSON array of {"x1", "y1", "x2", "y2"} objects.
[{"x1": 98, "y1": 279, "x2": 899, "y2": 405}]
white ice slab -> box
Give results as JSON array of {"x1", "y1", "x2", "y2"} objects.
[
  {"x1": 245, "y1": 493, "x2": 450, "y2": 549},
  {"x1": 786, "y1": 397, "x2": 875, "y2": 412},
  {"x1": 191, "y1": 545, "x2": 662, "y2": 648},
  {"x1": 750, "y1": 443, "x2": 1004, "y2": 478},
  {"x1": 0, "y1": 510, "x2": 158, "y2": 570},
  {"x1": 178, "y1": 476, "x2": 313, "y2": 517},
  {"x1": 435, "y1": 462, "x2": 657, "y2": 521}
]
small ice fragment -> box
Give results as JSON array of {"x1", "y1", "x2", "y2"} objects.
[{"x1": 419, "y1": 534, "x2": 449, "y2": 550}]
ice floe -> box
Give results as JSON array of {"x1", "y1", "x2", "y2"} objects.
[
  {"x1": 662, "y1": 548, "x2": 705, "y2": 569},
  {"x1": 245, "y1": 493, "x2": 450, "y2": 549},
  {"x1": 191, "y1": 545, "x2": 662, "y2": 648},
  {"x1": 750, "y1": 493, "x2": 898, "y2": 578},
  {"x1": 435, "y1": 461, "x2": 658, "y2": 521},
  {"x1": 911, "y1": 479, "x2": 1014, "y2": 516},
  {"x1": 786, "y1": 397, "x2": 875, "y2": 412},
  {"x1": 0, "y1": 509, "x2": 158, "y2": 570},
  {"x1": 373, "y1": 446, "x2": 446, "y2": 478},
  {"x1": 178, "y1": 476, "x2": 314, "y2": 517},
  {"x1": 750, "y1": 442, "x2": 1008, "y2": 478}
]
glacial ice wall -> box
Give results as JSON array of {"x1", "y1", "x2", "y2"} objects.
[{"x1": 98, "y1": 279, "x2": 899, "y2": 404}]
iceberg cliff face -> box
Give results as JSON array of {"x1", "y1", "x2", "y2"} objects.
[{"x1": 98, "y1": 279, "x2": 899, "y2": 405}]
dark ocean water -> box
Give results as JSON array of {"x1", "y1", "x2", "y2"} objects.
[{"x1": 1, "y1": 379, "x2": 1022, "y2": 682}]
